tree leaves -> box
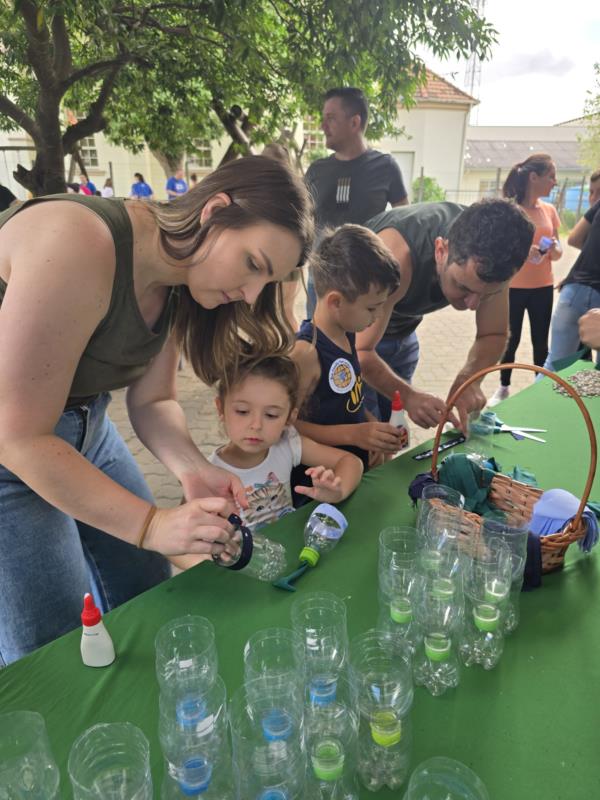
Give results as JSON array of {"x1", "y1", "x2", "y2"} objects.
[{"x1": 0, "y1": 0, "x2": 496, "y2": 193}]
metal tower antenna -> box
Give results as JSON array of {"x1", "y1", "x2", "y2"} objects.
[{"x1": 464, "y1": 0, "x2": 487, "y2": 122}]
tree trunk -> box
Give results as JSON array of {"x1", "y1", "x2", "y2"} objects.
[
  {"x1": 13, "y1": 91, "x2": 67, "y2": 196},
  {"x1": 14, "y1": 137, "x2": 67, "y2": 196},
  {"x1": 151, "y1": 149, "x2": 184, "y2": 179}
]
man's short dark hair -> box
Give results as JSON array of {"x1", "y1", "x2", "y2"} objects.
[
  {"x1": 447, "y1": 199, "x2": 535, "y2": 283},
  {"x1": 590, "y1": 169, "x2": 600, "y2": 184},
  {"x1": 324, "y1": 88, "x2": 369, "y2": 131},
  {"x1": 311, "y1": 224, "x2": 400, "y2": 301}
]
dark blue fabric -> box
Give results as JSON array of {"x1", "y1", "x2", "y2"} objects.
[
  {"x1": 523, "y1": 532, "x2": 543, "y2": 590},
  {"x1": 297, "y1": 320, "x2": 369, "y2": 469}
]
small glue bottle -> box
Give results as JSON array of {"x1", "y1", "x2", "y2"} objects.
[
  {"x1": 389, "y1": 390, "x2": 410, "y2": 451},
  {"x1": 80, "y1": 593, "x2": 115, "y2": 667}
]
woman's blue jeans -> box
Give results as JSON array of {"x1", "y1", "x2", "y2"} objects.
[
  {"x1": 0, "y1": 393, "x2": 170, "y2": 665},
  {"x1": 544, "y1": 283, "x2": 600, "y2": 371}
]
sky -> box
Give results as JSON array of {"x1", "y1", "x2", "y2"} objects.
[{"x1": 421, "y1": 0, "x2": 600, "y2": 126}]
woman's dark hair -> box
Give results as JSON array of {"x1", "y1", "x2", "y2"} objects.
[
  {"x1": 312, "y1": 224, "x2": 399, "y2": 301},
  {"x1": 217, "y1": 352, "x2": 300, "y2": 411},
  {"x1": 134, "y1": 173, "x2": 145, "y2": 183},
  {"x1": 502, "y1": 153, "x2": 554, "y2": 204},
  {"x1": 447, "y1": 199, "x2": 534, "y2": 283},
  {"x1": 148, "y1": 156, "x2": 313, "y2": 385},
  {"x1": 104, "y1": 178, "x2": 113, "y2": 187}
]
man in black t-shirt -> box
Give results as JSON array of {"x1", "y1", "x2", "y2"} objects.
[
  {"x1": 0, "y1": 183, "x2": 17, "y2": 213},
  {"x1": 545, "y1": 176, "x2": 600, "y2": 371},
  {"x1": 305, "y1": 88, "x2": 408, "y2": 316}
]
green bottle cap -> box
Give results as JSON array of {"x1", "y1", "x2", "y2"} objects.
[
  {"x1": 485, "y1": 579, "x2": 510, "y2": 603},
  {"x1": 473, "y1": 603, "x2": 501, "y2": 632},
  {"x1": 424, "y1": 634, "x2": 452, "y2": 662},
  {"x1": 299, "y1": 546, "x2": 319, "y2": 567},
  {"x1": 390, "y1": 597, "x2": 412, "y2": 624},
  {"x1": 370, "y1": 710, "x2": 402, "y2": 747},
  {"x1": 311, "y1": 739, "x2": 345, "y2": 781}
]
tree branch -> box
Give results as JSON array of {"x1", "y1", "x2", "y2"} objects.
[
  {"x1": 61, "y1": 56, "x2": 132, "y2": 93},
  {"x1": 62, "y1": 64, "x2": 123, "y2": 153},
  {"x1": 18, "y1": 0, "x2": 58, "y2": 91},
  {"x1": 51, "y1": 13, "x2": 73, "y2": 80},
  {"x1": 0, "y1": 94, "x2": 40, "y2": 142}
]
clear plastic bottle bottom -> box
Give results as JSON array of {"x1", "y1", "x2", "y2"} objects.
[
  {"x1": 413, "y1": 637, "x2": 460, "y2": 697},
  {"x1": 357, "y1": 714, "x2": 410, "y2": 791}
]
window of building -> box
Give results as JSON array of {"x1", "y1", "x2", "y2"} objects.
[
  {"x1": 188, "y1": 140, "x2": 213, "y2": 169},
  {"x1": 80, "y1": 135, "x2": 99, "y2": 168},
  {"x1": 478, "y1": 179, "x2": 500, "y2": 197},
  {"x1": 303, "y1": 116, "x2": 325, "y2": 152}
]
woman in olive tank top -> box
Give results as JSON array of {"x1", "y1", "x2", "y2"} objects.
[{"x1": 0, "y1": 156, "x2": 313, "y2": 665}]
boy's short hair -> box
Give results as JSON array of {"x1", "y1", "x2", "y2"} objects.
[{"x1": 311, "y1": 224, "x2": 400, "y2": 302}]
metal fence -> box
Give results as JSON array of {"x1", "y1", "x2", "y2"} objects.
[{"x1": 443, "y1": 175, "x2": 592, "y2": 218}]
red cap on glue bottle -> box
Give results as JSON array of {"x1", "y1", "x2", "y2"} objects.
[
  {"x1": 80, "y1": 593, "x2": 115, "y2": 667},
  {"x1": 81, "y1": 593, "x2": 102, "y2": 626},
  {"x1": 391, "y1": 390, "x2": 403, "y2": 411}
]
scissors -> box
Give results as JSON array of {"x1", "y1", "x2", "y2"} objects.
[
  {"x1": 471, "y1": 412, "x2": 547, "y2": 443},
  {"x1": 494, "y1": 424, "x2": 546, "y2": 443}
]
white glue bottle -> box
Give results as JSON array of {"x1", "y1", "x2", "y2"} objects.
[
  {"x1": 80, "y1": 593, "x2": 116, "y2": 667},
  {"x1": 389, "y1": 390, "x2": 410, "y2": 451}
]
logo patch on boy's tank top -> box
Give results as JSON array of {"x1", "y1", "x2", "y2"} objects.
[
  {"x1": 346, "y1": 374, "x2": 364, "y2": 413},
  {"x1": 329, "y1": 358, "x2": 356, "y2": 394}
]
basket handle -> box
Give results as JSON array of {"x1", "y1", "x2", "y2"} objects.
[{"x1": 430, "y1": 362, "x2": 597, "y2": 529}]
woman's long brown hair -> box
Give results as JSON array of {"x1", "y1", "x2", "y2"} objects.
[
  {"x1": 148, "y1": 156, "x2": 313, "y2": 385},
  {"x1": 502, "y1": 153, "x2": 553, "y2": 205}
]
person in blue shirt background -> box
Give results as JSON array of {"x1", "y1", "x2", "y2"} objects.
[
  {"x1": 79, "y1": 174, "x2": 97, "y2": 195},
  {"x1": 166, "y1": 168, "x2": 188, "y2": 201},
  {"x1": 130, "y1": 173, "x2": 154, "y2": 201}
]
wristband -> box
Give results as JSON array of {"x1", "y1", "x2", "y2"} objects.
[{"x1": 137, "y1": 505, "x2": 158, "y2": 549}]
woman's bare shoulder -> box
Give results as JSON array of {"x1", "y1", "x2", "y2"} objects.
[{"x1": 0, "y1": 199, "x2": 117, "y2": 288}]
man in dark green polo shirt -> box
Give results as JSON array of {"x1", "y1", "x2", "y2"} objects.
[{"x1": 357, "y1": 199, "x2": 534, "y2": 432}]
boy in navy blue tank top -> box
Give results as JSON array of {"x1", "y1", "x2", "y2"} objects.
[{"x1": 293, "y1": 225, "x2": 403, "y2": 471}]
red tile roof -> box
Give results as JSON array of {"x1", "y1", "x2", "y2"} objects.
[{"x1": 413, "y1": 69, "x2": 478, "y2": 106}]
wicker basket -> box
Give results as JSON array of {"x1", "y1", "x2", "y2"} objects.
[{"x1": 429, "y1": 362, "x2": 598, "y2": 573}]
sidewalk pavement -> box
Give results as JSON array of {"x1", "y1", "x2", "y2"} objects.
[{"x1": 109, "y1": 245, "x2": 580, "y2": 507}]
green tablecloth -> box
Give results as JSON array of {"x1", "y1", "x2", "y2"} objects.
[{"x1": 1, "y1": 362, "x2": 599, "y2": 799}]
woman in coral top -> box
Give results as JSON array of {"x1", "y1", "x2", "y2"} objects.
[{"x1": 488, "y1": 153, "x2": 562, "y2": 405}]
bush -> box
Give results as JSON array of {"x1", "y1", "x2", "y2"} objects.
[
  {"x1": 412, "y1": 175, "x2": 445, "y2": 202},
  {"x1": 305, "y1": 147, "x2": 329, "y2": 165},
  {"x1": 560, "y1": 209, "x2": 577, "y2": 231}
]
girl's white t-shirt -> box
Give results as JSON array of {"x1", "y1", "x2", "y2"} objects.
[{"x1": 208, "y1": 426, "x2": 303, "y2": 533}]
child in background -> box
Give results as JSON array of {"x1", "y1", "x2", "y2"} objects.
[
  {"x1": 209, "y1": 354, "x2": 363, "y2": 533},
  {"x1": 292, "y1": 224, "x2": 403, "y2": 470}
]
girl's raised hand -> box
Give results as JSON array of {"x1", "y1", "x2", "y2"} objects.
[{"x1": 295, "y1": 465, "x2": 343, "y2": 504}]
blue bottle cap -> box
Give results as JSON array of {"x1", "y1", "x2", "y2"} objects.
[
  {"x1": 177, "y1": 756, "x2": 212, "y2": 795},
  {"x1": 176, "y1": 697, "x2": 208, "y2": 730},
  {"x1": 261, "y1": 708, "x2": 293, "y2": 741},
  {"x1": 309, "y1": 677, "x2": 337, "y2": 706},
  {"x1": 310, "y1": 504, "x2": 348, "y2": 535},
  {"x1": 258, "y1": 791, "x2": 288, "y2": 800}
]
